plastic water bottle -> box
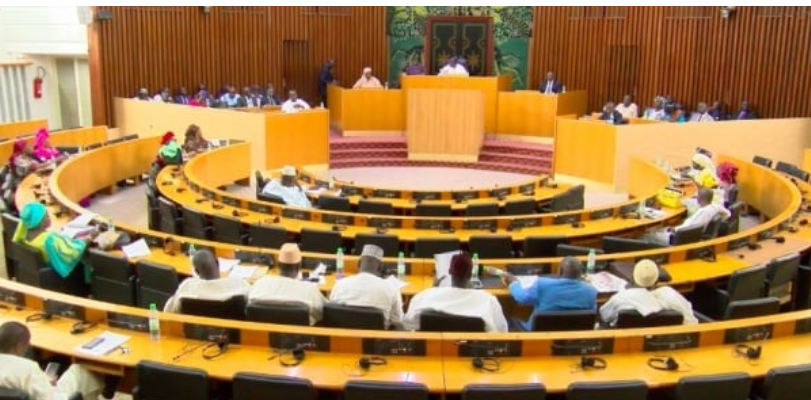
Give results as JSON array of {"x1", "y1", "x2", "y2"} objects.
[
  {"x1": 328, "y1": 176, "x2": 335, "y2": 190},
  {"x1": 472, "y1": 253, "x2": 480, "y2": 279},
  {"x1": 561, "y1": 85, "x2": 566, "y2": 93},
  {"x1": 396, "y1": 251, "x2": 406, "y2": 280},
  {"x1": 188, "y1": 243, "x2": 196, "y2": 265},
  {"x1": 108, "y1": 216, "x2": 115, "y2": 233},
  {"x1": 148, "y1": 303, "x2": 160, "y2": 341},
  {"x1": 384, "y1": 81, "x2": 389, "y2": 90},
  {"x1": 586, "y1": 248, "x2": 596, "y2": 275},
  {"x1": 638, "y1": 200, "x2": 646, "y2": 216},
  {"x1": 335, "y1": 247, "x2": 344, "y2": 279}
]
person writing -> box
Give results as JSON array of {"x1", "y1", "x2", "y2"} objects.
[
  {"x1": 352, "y1": 67, "x2": 383, "y2": 89},
  {"x1": 260, "y1": 165, "x2": 312, "y2": 208}
]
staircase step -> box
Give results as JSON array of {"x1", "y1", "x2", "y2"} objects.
[{"x1": 331, "y1": 149, "x2": 408, "y2": 160}]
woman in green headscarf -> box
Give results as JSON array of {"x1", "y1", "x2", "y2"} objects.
[
  {"x1": 155, "y1": 131, "x2": 183, "y2": 167},
  {"x1": 13, "y1": 201, "x2": 96, "y2": 281}
]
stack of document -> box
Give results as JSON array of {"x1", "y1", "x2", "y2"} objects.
[
  {"x1": 588, "y1": 271, "x2": 628, "y2": 293},
  {"x1": 60, "y1": 213, "x2": 97, "y2": 239},
  {"x1": 75, "y1": 331, "x2": 131, "y2": 357}
]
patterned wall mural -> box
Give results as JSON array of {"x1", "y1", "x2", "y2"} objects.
[{"x1": 387, "y1": 6, "x2": 533, "y2": 89}]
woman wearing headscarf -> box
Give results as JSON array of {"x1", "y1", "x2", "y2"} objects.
[
  {"x1": 716, "y1": 161, "x2": 739, "y2": 205},
  {"x1": 182, "y1": 124, "x2": 209, "y2": 157},
  {"x1": 12, "y1": 202, "x2": 96, "y2": 281},
  {"x1": 154, "y1": 131, "x2": 183, "y2": 167},
  {"x1": 8, "y1": 139, "x2": 43, "y2": 185},
  {"x1": 684, "y1": 151, "x2": 723, "y2": 214},
  {"x1": 33, "y1": 128, "x2": 68, "y2": 164}
]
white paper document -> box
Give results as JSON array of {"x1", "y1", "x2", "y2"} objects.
[
  {"x1": 218, "y1": 258, "x2": 241, "y2": 273},
  {"x1": 121, "y1": 239, "x2": 151, "y2": 258},
  {"x1": 229, "y1": 265, "x2": 257, "y2": 280},
  {"x1": 75, "y1": 331, "x2": 131, "y2": 357},
  {"x1": 433, "y1": 251, "x2": 460, "y2": 288},
  {"x1": 67, "y1": 213, "x2": 97, "y2": 228},
  {"x1": 515, "y1": 275, "x2": 538, "y2": 289},
  {"x1": 588, "y1": 271, "x2": 628, "y2": 293},
  {"x1": 385, "y1": 275, "x2": 410, "y2": 290}
]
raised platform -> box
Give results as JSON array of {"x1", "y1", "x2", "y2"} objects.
[{"x1": 329, "y1": 136, "x2": 553, "y2": 175}]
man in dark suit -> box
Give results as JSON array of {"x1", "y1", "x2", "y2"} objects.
[
  {"x1": 598, "y1": 102, "x2": 626, "y2": 124},
  {"x1": 538, "y1": 71, "x2": 564, "y2": 94},
  {"x1": 174, "y1": 87, "x2": 191, "y2": 105},
  {"x1": 318, "y1": 59, "x2": 336, "y2": 106}
]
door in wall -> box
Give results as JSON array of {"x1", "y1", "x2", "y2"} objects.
[{"x1": 282, "y1": 40, "x2": 313, "y2": 106}]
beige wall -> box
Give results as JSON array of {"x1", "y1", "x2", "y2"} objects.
[{"x1": 113, "y1": 98, "x2": 266, "y2": 170}]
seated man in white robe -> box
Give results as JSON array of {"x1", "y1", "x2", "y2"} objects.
[
  {"x1": 643, "y1": 187, "x2": 730, "y2": 246},
  {"x1": 164, "y1": 249, "x2": 251, "y2": 313},
  {"x1": 281, "y1": 90, "x2": 311, "y2": 113},
  {"x1": 599, "y1": 259, "x2": 698, "y2": 327},
  {"x1": 352, "y1": 67, "x2": 383, "y2": 89},
  {"x1": 260, "y1": 165, "x2": 312, "y2": 208},
  {"x1": 0, "y1": 321, "x2": 114, "y2": 400},
  {"x1": 329, "y1": 245, "x2": 404, "y2": 329},
  {"x1": 438, "y1": 57, "x2": 469, "y2": 76},
  {"x1": 403, "y1": 252, "x2": 508, "y2": 332},
  {"x1": 248, "y1": 243, "x2": 327, "y2": 325}
]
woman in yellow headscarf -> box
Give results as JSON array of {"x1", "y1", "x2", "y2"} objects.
[
  {"x1": 684, "y1": 152, "x2": 724, "y2": 214},
  {"x1": 13, "y1": 201, "x2": 96, "y2": 281}
]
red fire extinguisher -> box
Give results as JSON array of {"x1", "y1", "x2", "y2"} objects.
[{"x1": 33, "y1": 66, "x2": 46, "y2": 99}]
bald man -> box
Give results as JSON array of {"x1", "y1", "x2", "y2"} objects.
[
  {"x1": 164, "y1": 249, "x2": 251, "y2": 313},
  {"x1": 352, "y1": 67, "x2": 383, "y2": 89},
  {"x1": 502, "y1": 256, "x2": 597, "y2": 330},
  {"x1": 281, "y1": 90, "x2": 311, "y2": 113}
]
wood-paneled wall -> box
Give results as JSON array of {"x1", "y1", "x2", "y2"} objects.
[
  {"x1": 90, "y1": 6, "x2": 811, "y2": 126},
  {"x1": 529, "y1": 6, "x2": 811, "y2": 119},
  {"x1": 89, "y1": 6, "x2": 387, "y2": 126}
]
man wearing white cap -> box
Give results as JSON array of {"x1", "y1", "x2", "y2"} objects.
[
  {"x1": 403, "y1": 252, "x2": 508, "y2": 332},
  {"x1": 249, "y1": 243, "x2": 327, "y2": 325},
  {"x1": 260, "y1": 165, "x2": 312, "y2": 208},
  {"x1": 599, "y1": 259, "x2": 697, "y2": 327},
  {"x1": 164, "y1": 249, "x2": 251, "y2": 313},
  {"x1": 328, "y1": 244, "x2": 404, "y2": 329},
  {"x1": 352, "y1": 67, "x2": 383, "y2": 89}
]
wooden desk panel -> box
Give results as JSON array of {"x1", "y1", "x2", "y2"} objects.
[
  {"x1": 0, "y1": 126, "x2": 108, "y2": 168},
  {"x1": 0, "y1": 119, "x2": 47, "y2": 140},
  {"x1": 554, "y1": 119, "x2": 617, "y2": 186},
  {"x1": 330, "y1": 86, "x2": 405, "y2": 135},
  {"x1": 264, "y1": 109, "x2": 330, "y2": 170},
  {"x1": 406, "y1": 89, "x2": 484, "y2": 162},
  {"x1": 186, "y1": 142, "x2": 251, "y2": 189}
]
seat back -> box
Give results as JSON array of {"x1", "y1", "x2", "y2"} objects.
[
  {"x1": 322, "y1": 303, "x2": 385, "y2": 330},
  {"x1": 790, "y1": 166, "x2": 810, "y2": 182},
  {"x1": 719, "y1": 201, "x2": 743, "y2": 236},
  {"x1": 615, "y1": 309, "x2": 683, "y2": 328},
  {"x1": 1, "y1": 213, "x2": 20, "y2": 278},
  {"x1": 254, "y1": 171, "x2": 268, "y2": 194},
  {"x1": 248, "y1": 224, "x2": 288, "y2": 249},
  {"x1": 415, "y1": 204, "x2": 451, "y2": 217},
  {"x1": 300, "y1": 228, "x2": 342, "y2": 255},
  {"x1": 14, "y1": 242, "x2": 88, "y2": 297},
  {"x1": 762, "y1": 363, "x2": 811, "y2": 400},
  {"x1": 531, "y1": 310, "x2": 596, "y2": 332},
  {"x1": 419, "y1": 309, "x2": 485, "y2": 332},
  {"x1": 146, "y1": 191, "x2": 161, "y2": 231},
  {"x1": 344, "y1": 380, "x2": 429, "y2": 400},
  {"x1": 353, "y1": 233, "x2": 400, "y2": 257},
  {"x1": 414, "y1": 238, "x2": 461, "y2": 258},
  {"x1": 462, "y1": 383, "x2": 546, "y2": 400},
  {"x1": 671, "y1": 223, "x2": 704, "y2": 246},
  {"x1": 775, "y1": 161, "x2": 795, "y2": 174},
  {"x1": 0, "y1": 388, "x2": 29, "y2": 400},
  {"x1": 724, "y1": 297, "x2": 780, "y2": 320},
  {"x1": 724, "y1": 184, "x2": 739, "y2": 207},
  {"x1": 89, "y1": 249, "x2": 136, "y2": 306},
  {"x1": 468, "y1": 235, "x2": 514, "y2": 259},
  {"x1": 157, "y1": 197, "x2": 182, "y2": 235},
  {"x1": 504, "y1": 199, "x2": 536, "y2": 215},
  {"x1": 232, "y1": 373, "x2": 315, "y2": 400},
  {"x1": 181, "y1": 206, "x2": 212, "y2": 240},
  {"x1": 358, "y1": 200, "x2": 394, "y2": 215},
  {"x1": 702, "y1": 213, "x2": 724, "y2": 240},
  {"x1": 180, "y1": 296, "x2": 247, "y2": 320},
  {"x1": 726, "y1": 264, "x2": 767, "y2": 302},
  {"x1": 766, "y1": 253, "x2": 800, "y2": 297},
  {"x1": 318, "y1": 195, "x2": 351, "y2": 212},
  {"x1": 466, "y1": 203, "x2": 499, "y2": 217},
  {"x1": 752, "y1": 155, "x2": 773, "y2": 168},
  {"x1": 566, "y1": 380, "x2": 648, "y2": 400},
  {"x1": 524, "y1": 236, "x2": 567, "y2": 258},
  {"x1": 674, "y1": 373, "x2": 751, "y2": 400},
  {"x1": 211, "y1": 215, "x2": 247, "y2": 245},
  {"x1": 135, "y1": 261, "x2": 180, "y2": 309},
  {"x1": 135, "y1": 361, "x2": 210, "y2": 400},
  {"x1": 246, "y1": 301, "x2": 310, "y2": 326},
  {"x1": 257, "y1": 192, "x2": 286, "y2": 205}
]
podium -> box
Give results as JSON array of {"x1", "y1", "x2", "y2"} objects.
[{"x1": 405, "y1": 89, "x2": 484, "y2": 163}]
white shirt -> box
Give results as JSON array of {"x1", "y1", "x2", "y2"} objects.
[
  {"x1": 403, "y1": 287, "x2": 508, "y2": 332},
  {"x1": 438, "y1": 64, "x2": 469, "y2": 76},
  {"x1": 281, "y1": 99, "x2": 311, "y2": 113},
  {"x1": 164, "y1": 276, "x2": 251, "y2": 313},
  {"x1": 0, "y1": 354, "x2": 102, "y2": 400},
  {"x1": 644, "y1": 108, "x2": 665, "y2": 121},
  {"x1": 329, "y1": 272, "x2": 404, "y2": 327},
  {"x1": 600, "y1": 287, "x2": 697, "y2": 326},
  {"x1": 261, "y1": 179, "x2": 312, "y2": 208},
  {"x1": 690, "y1": 112, "x2": 715, "y2": 122},
  {"x1": 680, "y1": 202, "x2": 730, "y2": 230},
  {"x1": 616, "y1": 103, "x2": 639, "y2": 119},
  {"x1": 249, "y1": 275, "x2": 327, "y2": 325}
]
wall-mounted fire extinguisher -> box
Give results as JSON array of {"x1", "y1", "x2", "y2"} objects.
[{"x1": 33, "y1": 66, "x2": 46, "y2": 99}]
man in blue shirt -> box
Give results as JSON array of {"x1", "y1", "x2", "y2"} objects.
[{"x1": 501, "y1": 257, "x2": 597, "y2": 330}]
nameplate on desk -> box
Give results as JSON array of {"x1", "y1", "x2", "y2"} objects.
[
  {"x1": 551, "y1": 338, "x2": 614, "y2": 356},
  {"x1": 519, "y1": 183, "x2": 536, "y2": 193},
  {"x1": 462, "y1": 219, "x2": 496, "y2": 230},
  {"x1": 619, "y1": 203, "x2": 638, "y2": 215},
  {"x1": 728, "y1": 236, "x2": 749, "y2": 251},
  {"x1": 794, "y1": 317, "x2": 811, "y2": 335},
  {"x1": 363, "y1": 338, "x2": 426, "y2": 356},
  {"x1": 373, "y1": 189, "x2": 401, "y2": 199},
  {"x1": 457, "y1": 340, "x2": 521, "y2": 358},
  {"x1": 221, "y1": 196, "x2": 240, "y2": 207},
  {"x1": 553, "y1": 214, "x2": 581, "y2": 225},
  {"x1": 510, "y1": 217, "x2": 540, "y2": 229},
  {"x1": 0, "y1": 287, "x2": 25, "y2": 307},
  {"x1": 106, "y1": 312, "x2": 149, "y2": 333},
  {"x1": 201, "y1": 189, "x2": 215, "y2": 199},
  {"x1": 322, "y1": 214, "x2": 355, "y2": 225},
  {"x1": 724, "y1": 323, "x2": 773, "y2": 344},
  {"x1": 269, "y1": 333, "x2": 330, "y2": 352},
  {"x1": 453, "y1": 191, "x2": 477, "y2": 201},
  {"x1": 413, "y1": 191, "x2": 441, "y2": 201},
  {"x1": 248, "y1": 202, "x2": 272, "y2": 214},
  {"x1": 642, "y1": 332, "x2": 699, "y2": 352},
  {"x1": 369, "y1": 217, "x2": 402, "y2": 229},
  {"x1": 490, "y1": 187, "x2": 511, "y2": 198},
  {"x1": 341, "y1": 186, "x2": 363, "y2": 196},
  {"x1": 281, "y1": 209, "x2": 311, "y2": 221},
  {"x1": 757, "y1": 229, "x2": 775, "y2": 241},
  {"x1": 183, "y1": 324, "x2": 241, "y2": 344},
  {"x1": 43, "y1": 299, "x2": 85, "y2": 321},
  {"x1": 415, "y1": 219, "x2": 449, "y2": 230},
  {"x1": 590, "y1": 208, "x2": 614, "y2": 220}
]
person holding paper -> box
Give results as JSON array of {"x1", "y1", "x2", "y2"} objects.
[
  {"x1": 403, "y1": 252, "x2": 508, "y2": 332},
  {"x1": 501, "y1": 257, "x2": 597, "y2": 331},
  {"x1": 0, "y1": 321, "x2": 118, "y2": 399},
  {"x1": 13, "y1": 202, "x2": 96, "y2": 284},
  {"x1": 163, "y1": 249, "x2": 250, "y2": 313},
  {"x1": 260, "y1": 165, "x2": 312, "y2": 208},
  {"x1": 248, "y1": 243, "x2": 327, "y2": 325},
  {"x1": 329, "y1": 245, "x2": 404, "y2": 329},
  {"x1": 599, "y1": 259, "x2": 697, "y2": 327}
]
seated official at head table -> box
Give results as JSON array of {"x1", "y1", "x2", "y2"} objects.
[
  {"x1": 182, "y1": 124, "x2": 210, "y2": 157},
  {"x1": 599, "y1": 259, "x2": 698, "y2": 327},
  {"x1": 329, "y1": 245, "x2": 404, "y2": 329},
  {"x1": 438, "y1": 56, "x2": 469, "y2": 76},
  {"x1": 615, "y1": 95, "x2": 638, "y2": 119},
  {"x1": 353, "y1": 67, "x2": 383, "y2": 89},
  {"x1": 642, "y1": 187, "x2": 731, "y2": 246},
  {"x1": 0, "y1": 321, "x2": 118, "y2": 400},
  {"x1": 690, "y1": 102, "x2": 715, "y2": 122},
  {"x1": 502, "y1": 257, "x2": 597, "y2": 331},
  {"x1": 249, "y1": 243, "x2": 327, "y2": 326},
  {"x1": 281, "y1": 90, "x2": 311, "y2": 113},
  {"x1": 260, "y1": 165, "x2": 312, "y2": 208},
  {"x1": 403, "y1": 252, "x2": 508, "y2": 332},
  {"x1": 164, "y1": 249, "x2": 250, "y2": 313},
  {"x1": 538, "y1": 71, "x2": 564, "y2": 94},
  {"x1": 598, "y1": 101, "x2": 627, "y2": 125}
]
